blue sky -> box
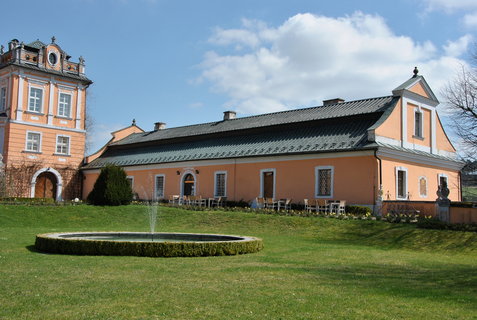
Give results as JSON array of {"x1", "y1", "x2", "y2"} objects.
[{"x1": 2, "y1": 0, "x2": 477, "y2": 154}]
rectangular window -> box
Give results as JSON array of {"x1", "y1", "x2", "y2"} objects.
[
  {"x1": 58, "y1": 93, "x2": 72, "y2": 117},
  {"x1": 438, "y1": 174, "x2": 448, "y2": 187},
  {"x1": 55, "y1": 135, "x2": 70, "y2": 155},
  {"x1": 28, "y1": 87, "x2": 43, "y2": 113},
  {"x1": 155, "y1": 175, "x2": 165, "y2": 199},
  {"x1": 126, "y1": 176, "x2": 134, "y2": 188},
  {"x1": 214, "y1": 172, "x2": 227, "y2": 197},
  {"x1": 396, "y1": 167, "x2": 407, "y2": 199},
  {"x1": 0, "y1": 87, "x2": 6, "y2": 112},
  {"x1": 26, "y1": 132, "x2": 41, "y2": 152},
  {"x1": 315, "y1": 166, "x2": 333, "y2": 198},
  {"x1": 414, "y1": 110, "x2": 423, "y2": 138}
]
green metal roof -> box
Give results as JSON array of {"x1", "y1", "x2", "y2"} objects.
[{"x1": 84, "y1": 96, "x2": 403, "y2": 169}]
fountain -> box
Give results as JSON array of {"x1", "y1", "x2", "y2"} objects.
[{"x1": 35, "y1": 201, "x2": 263, "y2": 257}]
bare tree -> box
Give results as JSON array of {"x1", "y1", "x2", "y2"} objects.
[{"x1": 442, "y1": 50, "x2": 477, "y2": 160}]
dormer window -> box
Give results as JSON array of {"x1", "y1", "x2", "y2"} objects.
[
  {"x1": 48, "y1": 52, "x2": 58, "y2": 66},
  {"x1": 414, "y1": 109, "x2": 423, "y2": 138}
]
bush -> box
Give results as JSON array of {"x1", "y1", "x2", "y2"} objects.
[
  {"x1": 345, "y1": 205, "x2": 372, "y2": 215},
  {"x1": 35, "y1": 233, "x2": 264, "y2": 257},
  {"x1": 87, "y1": 165, "x2": 133, "y2": 206}
]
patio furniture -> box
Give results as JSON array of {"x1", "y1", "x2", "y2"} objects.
[
  {"x1": 316, "y1": 199, "x2": 329, "y2": 214},
  {"x1": 304, "y1": 199, "x2": 316, "y2": 212},
  {"x1": 265, "y1": 198, "x2": 278, "y2": 209},
  {"x1": 256, "y1": 197, "x2": 265, "y2": 209},
  {"x1": 337, "y1": 200, "x2": 346, "y2": 214},
  {"x1": 280, "y1": 198, "x2": 292, "y2": 211},
  {"x1": 208, "y1": 196, "x2": 225, "y2": 207},
  {"x1": 169, "y1": 195, "x2": 180, "y2": 205}
]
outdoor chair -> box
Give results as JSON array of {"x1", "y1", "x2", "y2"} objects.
[
  {"x1": 304, "y1": 199, "x2": 317, "y2": 212},
  {"x1": 256, "y1": 197, "x2": 265, "y2": 209},
  {"x1": 282, "y1": 198, "x2": 292, "y2": 211},
  {"x1": 169, "y1": 195, "x2": 180, "y2": 205},
  {"x1": 195, "y1": 196, "x2": 207, "y2": 207},
  {"x1": 316, "y1": 199, "x2": 329, "y2": 214},
  {"x1": 265, "y1": 198, "x2": 277, "y2": 209},
  {"x1": 338, "y1": 200, "x2": 346, "y2": 214},
  {"x1": 209, "y1": 197, "x2": 225, "y2": 207}
]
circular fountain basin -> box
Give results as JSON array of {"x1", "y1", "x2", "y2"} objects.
[{"x1": 35, "y1": 232, "x2": 263, "y2": 257}]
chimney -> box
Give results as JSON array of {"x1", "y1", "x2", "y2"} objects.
[
  {"x1": 223, "y1": 110, "x2": 236, "y2": 120},
  {"x1": 154, "y1": 122, "x2": 166, "y2": 130},
  {"x1": 323, "y1": 98, "x2": 345, "y2": 106}
]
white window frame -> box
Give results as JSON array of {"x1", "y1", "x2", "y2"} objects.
[
  {"x1": 154, "y1": 174, "x2": 165, "y2": 200},
  {"x1": 259, "y1": 168, "x2": 276, "y2": 199},
  {"x1": 418, "y1": 176, "x2": 428, "y2": 198},
  {"x1": 55, "y1": 134, "x2": 71, "y2": 155},
  {"x1": 0, "y1": 86, "x2": 6, "y2": 112},
  {"x1": 395, "y1": 166, "x2": 408, "y2": 200},
  {"x1": 315, "y1": 166, "x2": 334, "y2": 198},
  {"x1": 25, "y1": 131, "x2": 42, "y2": 153},
  {"x1": 438, "y1": 173, "x2": 448, "y2": 187},
  {"x1": 214, "y1": 171, "x2": 227, "y2": 197},
  {"x1": 126, "y1": 176, "x2": 134, "y2": 189},
  {"x1": 414, "y1": 107, "x2": 424, "y2": 138},
  {"x1": 28, "y1": 86, "x2": 44, "y2": 113},
  {"x1": 57, "y1": 92, "x2": 72, "y2": 118}
]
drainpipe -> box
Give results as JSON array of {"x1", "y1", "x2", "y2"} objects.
[{"x1": 374, "y1": 148, "x2": 383, "y2": 214}]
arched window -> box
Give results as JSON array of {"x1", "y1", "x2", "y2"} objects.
[{"x1": 419, "y1": 176, "x2": 427, "y2": 198}]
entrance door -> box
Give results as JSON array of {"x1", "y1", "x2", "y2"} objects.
[
  {"x1": 34, "y1": 172, "x2": 57, "y2": 199},
  {"x1": 182, "y1": 173, "x2": 195, "y2": 196},
  {"x1": 262, "y1": 171, "x2": 274, "y2": 198}
]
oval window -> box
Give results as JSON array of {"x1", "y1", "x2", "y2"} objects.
[{"x1": 48, "y1": 52, "x2": 57, "y2": 65}]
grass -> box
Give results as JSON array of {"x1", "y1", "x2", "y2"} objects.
[{"x1": 1, "y1": 205, "x2": 476, "y2": 320}]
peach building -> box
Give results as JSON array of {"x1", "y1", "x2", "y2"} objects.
[
  {"x1": 83, "y1": 70, "x2": 463, "y2": 209},
  {"x1": 0, "y1": 38, "x2": 92, "y2": 200}
]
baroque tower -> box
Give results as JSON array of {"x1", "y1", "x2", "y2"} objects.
[{"x1": 0, "y1": 37, "x2": 92, "y2": 200}]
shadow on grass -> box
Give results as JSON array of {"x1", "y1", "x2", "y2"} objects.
[
  {"x1": 319, "y1": 221, "x2": 477, "y2": 252},
  {"x1": 315, "y1": 262, "x2": 477, "y2": 305}
]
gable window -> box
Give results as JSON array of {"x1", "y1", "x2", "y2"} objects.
[
  {"x1": 419, "y1": 176, "x2": 427, "y2": 198},
  {"x1": 28, "y1": 87, "x2": 43, "y2": 113},
  {"x1": 214, "y1": 171, "x2": 227, "y2": 197},
  {"x1": 315, "y1": 166, "x2": 333, "y2": 198},
  {"x1": 0, "y1": 87, "x2": 6, "y2": 112},
  {"x1": 26, "y1": 131, "x2": 41, "y2": 152},
  {"x1": 396, "y1": 167, "x2": 408, "y2": 200},
  {"x1": 58, "y1": 93, "x2": 72, "y2": 118},
  {"x1": 155, "y1": 175, "x2": 165, "y2": 199},
  {"x1": 55, "y1": 135, "x2": 70, "y2": 155},
  {"x1": 414, "y1": 109, "x2": 423, "y2": 138}
]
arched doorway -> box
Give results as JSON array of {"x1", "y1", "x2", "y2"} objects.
[
  {"x1": 182, "y1": 173, "x2": 196, "y2": 196},
  {"x1": 30, "y1": 168, "x2": 63, "y2": 201},
  {"x1": 34, "y1": 172, "x2": 57, "y2": 199}
]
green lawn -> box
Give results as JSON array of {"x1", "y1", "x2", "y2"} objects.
[{"x1": 1, "y1": 205, "x2": 476, "y2": 320}]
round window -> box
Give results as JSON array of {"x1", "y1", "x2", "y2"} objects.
[{"x1": 48, "y1": 52, "x2": 58, "y2": 65}]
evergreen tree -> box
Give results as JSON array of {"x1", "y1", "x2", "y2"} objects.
[{"x1": 87, "y1": 164, "x2": 133, "y2": 206}]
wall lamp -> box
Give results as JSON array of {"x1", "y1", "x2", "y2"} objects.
[{"x1": 176, "y1": 170, "x2": 180, "y2": 175}]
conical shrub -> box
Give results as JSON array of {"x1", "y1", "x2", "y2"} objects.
[{"x1": 87, "y1": 164, "x2": 133, "y2": 206}]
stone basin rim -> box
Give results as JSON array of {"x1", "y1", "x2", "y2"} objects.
[{"x1": 38, "y1": 231, "x2": 259, "y2": 243}]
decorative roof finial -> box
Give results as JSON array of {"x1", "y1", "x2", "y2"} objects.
[
  {"x1": 0, "y1": 45, "x2": 4, "y2": 55},
  {"x1": 79, "y1": 55, "x2": 85, "y2": 64},
  {"x1": 51, "y1": 36, "x2": 56, "y2": 44},
  {"x1": 412, "y1": 66, "x2": 419, "y2": 78},
  {"x1": 132, "y1": 119, "x2": 136, "y2": 126}
]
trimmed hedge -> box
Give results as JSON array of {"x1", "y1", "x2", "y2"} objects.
[
  {"x1": 345, "y1": 205, "x2": 372, "y2": 215},
  {"x1": 35, "y1": 232, "x2": 264, "y2": 257}
]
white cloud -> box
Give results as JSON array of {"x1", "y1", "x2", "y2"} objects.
[
  {"x1": 444, "y1": 34, "x2": 473, "y2": 57},
  {"x1": 463, "y1": 12, "x2": 477, "y2": 27},
  {"x1": 198, "y1": 12, "x2": 468, "y2": 115},
  {"x1": 423, "y1": 0, "x2": 477, "y2": 12},
  {"x1": 87, "y1": 122, "x2": 124, "y2": 155}
]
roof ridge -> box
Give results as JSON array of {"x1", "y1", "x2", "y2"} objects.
[{"x1": 141, "y1": 95, "x2": 394, "y2": 134}]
